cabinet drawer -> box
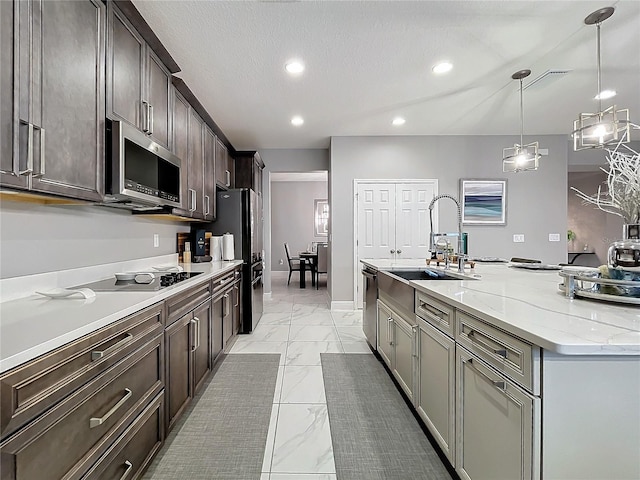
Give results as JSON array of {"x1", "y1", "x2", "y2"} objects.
[
  {"x1": 0, "y1": 302, "x2": 164, "y2": 439},
  {"x1": 456, "y1": 310, "x2": 540, "y2": 394},
  {"x1": 211, "y1": 270, "x2": 238, "y2": 297},
  {"x1": 82, "y1": 392, "x2": 164, "y2": 480},
  {"x1": 415, "y1": 291, "x2": 454, "y2": 338},
  {"x1": 165, "y1": 281, "x2": 211, "y2": 326},
  {"x1": 0, "y1": 336, "x2": 164, "y2": 480}
]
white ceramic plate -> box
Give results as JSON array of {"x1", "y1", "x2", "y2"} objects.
[{"x1": 115, "y1": 272, "x2": 136, "y2": 281}]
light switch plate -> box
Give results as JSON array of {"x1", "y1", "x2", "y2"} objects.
[
  {"x1": 153, "y1": 234, "x2": 159, "y2": 248},
  {"x1": 549, "y1": 233, "x2": 560, "y2": 242},
  {"x1": 513, "y1": 234, "x2": 525, "y2": 243}
]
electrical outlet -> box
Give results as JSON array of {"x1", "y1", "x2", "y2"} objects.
[
  {"x1": 153, "y1": 234, "x2": 159, "y2": 248},
  {"x1": 513, "y1": 234, "x2": 525, "y2": 243},
  {"x1": 549, "y1": 233, "x2": 560, "y2": 242}
]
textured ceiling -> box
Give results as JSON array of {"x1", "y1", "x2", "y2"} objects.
[{"x1": 132, "y1": 1, "x2": 640, "y2": 150}]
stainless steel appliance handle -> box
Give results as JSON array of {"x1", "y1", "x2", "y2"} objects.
[
  {"x1": 18, "y1": 121, "x2": 34, "y2": 175},
  {"x1": 89, "y1": 388, "x2": 132, "y2": 428},
  {"x1": 92, "y1": 333, "x2": 133, "y2": 361},
  {"x1": 119, "y1": 461, "x2": 133, "y2": 480},
  {"x1": 205, "y1": 195, "x2": 210, "y2": 215},
  {"x1": 33, "y1": 126, "x2": 45, "y2": 177},
  {"x1": 468, "y1": 330, "x2": 508, "y2": 358},
  {"x1": 148, "y1": 104, "x2": 154, "y2": 135}
]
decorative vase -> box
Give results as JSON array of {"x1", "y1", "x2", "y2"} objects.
[{"x1": 608, "y1": 224, "x2": 640, "y2": 271}]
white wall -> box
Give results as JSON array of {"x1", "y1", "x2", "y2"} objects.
[
  {"x1": 0, "y1": 200, "x2": 189, "y2": 278},
  {"x1": 271, "y1": 181, "x2": 328, "y2": 272},
  {"x1": 330, "y1": 134, "x2": 569, "y2": 304},
  {"x1": 259, "y1": 149, "x2": 330, "y2": 293}
]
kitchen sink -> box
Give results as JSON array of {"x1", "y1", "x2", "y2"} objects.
[{"x1": 388, "y1": 269, "x2": 479, "y2": 281}]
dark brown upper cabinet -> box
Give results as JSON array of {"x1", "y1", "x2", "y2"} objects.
[
  {"x1": 0, "y1": 0, "x2": 105, "y2": 202},
  {"x1": 234, "y1": 151, "x2": 264, "y2": 197},
  {"x1": 203, "y1": 125, "x2": 216, "y2": 220},
  {"x1": 215, "y1": 138, "x2": 233, "y2": 190},
  {"x1": 107, "y1": 2, "x2": 171, "y2": 150}
]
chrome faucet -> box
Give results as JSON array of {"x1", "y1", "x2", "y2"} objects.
[{"x1": 428, "y1": 193, "x2": 466, "y2": 273}]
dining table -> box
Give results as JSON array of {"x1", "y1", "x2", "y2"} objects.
[{"x1": 299, "y1": 251, "x2": 318, "y2": 288}]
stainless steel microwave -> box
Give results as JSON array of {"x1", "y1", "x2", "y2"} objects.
[{"x1": 104, "y1": 120, "x2": 181, "y2": 210}]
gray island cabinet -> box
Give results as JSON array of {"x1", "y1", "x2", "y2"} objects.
[{"x1": 364, "y1": 261, "x2": 640, "y2": 480}]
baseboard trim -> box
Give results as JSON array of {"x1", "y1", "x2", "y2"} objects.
[{"x1": 331, "y1": 300, "x2": 355, "y2": 311}]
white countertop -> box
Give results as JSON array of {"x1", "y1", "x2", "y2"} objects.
[
  {"x1": 0, "y1": 260, "x2": 243, "y2": 373},
  {"x1": 361, "y1": 259, "x2": 640, "y2": 355}
]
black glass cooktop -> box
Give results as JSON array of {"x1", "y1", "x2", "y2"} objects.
[{"x1": 74, "y1": 271, "x2": 203, "y2": 292}]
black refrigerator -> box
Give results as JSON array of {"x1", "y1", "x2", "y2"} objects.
[{"x1": 205, "y1": 188, "x2": 263, "y2": 333}]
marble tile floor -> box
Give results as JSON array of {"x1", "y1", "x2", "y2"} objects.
[{"x1": 230, "y1": 272, "x2": 369, "y2": 479}]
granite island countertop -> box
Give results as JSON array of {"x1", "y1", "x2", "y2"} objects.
[
  {"x1": 0, "y1": 259, "x2": 243, "y2": 373},
  {"x1": 361, "y1": 259, "x2": 640, "y2": 355}
]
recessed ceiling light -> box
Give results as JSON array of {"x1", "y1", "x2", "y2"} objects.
[
  {"x1": 432, "y1": 62, "x2": 453, "y2": 74},
  {"x1": 285, "y1": 61, "x2": 305, "y2": 75},
  {"x1": 291, "y1": 116, "x2": 304, "y2": 126},
  {"x1": 392, "y1": 117, "x2": 406, "y2": 126},
  {"x1": 595, "y1": 89, "x2": 616, "y2": 100}
]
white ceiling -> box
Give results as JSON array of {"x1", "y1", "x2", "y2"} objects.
[{"x1": 132, "y1": 0, "x2": 640, "y2": 150}]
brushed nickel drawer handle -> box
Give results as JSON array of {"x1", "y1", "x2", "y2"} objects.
[
  {"x1": 418, "y1": 302, "x2": 446, "y2": 324},
  {"x1": 468, "y1": 330, "x2": 507, "y2": 358},
  {"x1": 119, "y1": 460, "x2": 133, "y2": 480},
  {"x1": 468, "y1": 358, "x2": 506, "y2": 391},
  {"x1": 18, "y1": 121, "x2": 34, "y2": 175},
  {"x1": 91, "y1": 333, "x2": 133, "y2": 361},
  {"x1": 32, "y1": 125, "x2": 45, "y2": 177},
  {"x1": 89, "y1": 388, "x2": 132, "y2": 428}
]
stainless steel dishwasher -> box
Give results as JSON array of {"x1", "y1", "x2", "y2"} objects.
[{"x1": 362, "y1": 266, "x2": 378, "y2": 349}]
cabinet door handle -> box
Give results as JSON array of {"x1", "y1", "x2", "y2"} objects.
[
  {"x1": 225, "y1": 169, "x2": 230, "y2": 187},
  {"x1": 89, "y1": 388, "x2": 132, "y2": 428},
  {"x1": 148, "y1": 104, "x2": 154, "y2": 135},
  {"x1": 119, "y1": 461, "x2": 133, "y2": 480},
  {"x1": 468, "y1": 358, "x2": 507, "y2": 391},
  {"x1": 468, "y1": 330, "x2": 507, "y2": 358},
  {"x1": 387, "y1": 317, "x2": 393, "y2": 345},
  {"x1": 390, "y1": 249, "x2": 395, "y2": 254},
  {"x1": 412, "y1": 325, "x2": 418, "y2": 358},
  {"x1": 191, "y1": 318, "x2": 200, "y2": 350},
  {"x1": 91, "y1": 333, "x2": 133, "y2": 361},
  {"x1": 18, "y1": 121, "x2": 34, "y2": 175},
  {"x1": 205, "y1": 195, "x2": 210, "y2": 215},
  {"x1": 234, "y1": 285, "x2": 239, "y2": 307},
  {"x1": 188, "y1": 188, "x2": 196, "y2": 211},
  {"x1": 141, "y1": 101, "x2": 149, "y2": 132},
  {"x1": 396, "y1": 249, "x2": 402, "y2": 254},
  {"x1": 33, "y1": 126, "x2": 45, "y2": 177}
]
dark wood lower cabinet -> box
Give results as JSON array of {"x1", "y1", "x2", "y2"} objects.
[
  {"x1": 164, "y1": 314, "x2": 193, "y2": 432},
  {"x1": 82, "y1": 392, "x2": 164, "y2": 480},
  {"x1": 192, "y1": 300, "x2": 212, "y2": 394},
  {"x1": 211, "y1": 293, "x2": 224, "y2": 362}
]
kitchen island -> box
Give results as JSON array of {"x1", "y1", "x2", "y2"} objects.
[{"x1": 361, "y1": 259, "x2": 640, "y2": 480}]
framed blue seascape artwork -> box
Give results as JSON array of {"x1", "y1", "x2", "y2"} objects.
[{"x1": 459, "y1": 179, "x2": 507, "y2": 225}]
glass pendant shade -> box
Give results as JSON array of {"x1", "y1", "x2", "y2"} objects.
[
  {"x1": 502, "y1": 69, "x2": 539, "y2": 173},
  {"x1": 503, "y1": 142, "x2": 540, "y2": 173},
  {"x1": 573, "y1": 7, "x2": 632, "y2": 151}
]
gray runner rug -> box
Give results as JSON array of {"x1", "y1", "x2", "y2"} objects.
[
  {"x1": 144, "y1": 353, "x2": 280, "y2": 480},
  {"x1": 321, "y1": 353, "x2": 453, "y2": 480}
]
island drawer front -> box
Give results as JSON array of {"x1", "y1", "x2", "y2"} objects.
[
  {"x1": 415, "y1": 291, "x2": 454, "y2": 338},
  {"x1": 0, "y1": 336, "x2": 164, "y2": 480},
  {"x1": 165, "y1": 281, "x2": 212, "y2": 326},
  {"x1": 82, "y1": 392, "x2": 164, "y2": 480},
  {"x1": 456, "y1": 311, "x2": 539, "y2": 394},
  {"x1": 0, "y1": 302, "x2": 164, "y2": 440}
]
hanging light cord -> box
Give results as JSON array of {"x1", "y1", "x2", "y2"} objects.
[
  {"x1": 596, "y1": 21, "x2": 602, "y2": 115},
  {"x1": 519, "y1": 77, "x2": 524, "y2": 148}
]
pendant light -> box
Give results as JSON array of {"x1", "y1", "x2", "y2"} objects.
[
  {"x1": 573, "y1": 7, "x2": 631, "y2": 151},
  {"x1": 503, "y1": 69, "x2": 540, "y2": 173}
]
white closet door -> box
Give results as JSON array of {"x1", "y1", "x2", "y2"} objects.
[
  {"x1": 395, "y1": 183, "x2": 435, "y2": 259},
  {"x1": 357, "y1": 183, "x2": 396, "y2": 260}
]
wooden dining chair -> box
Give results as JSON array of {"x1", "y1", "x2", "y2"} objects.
[{"x1": 284, "y1": 243, "x2": 307, "y2": 285}]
